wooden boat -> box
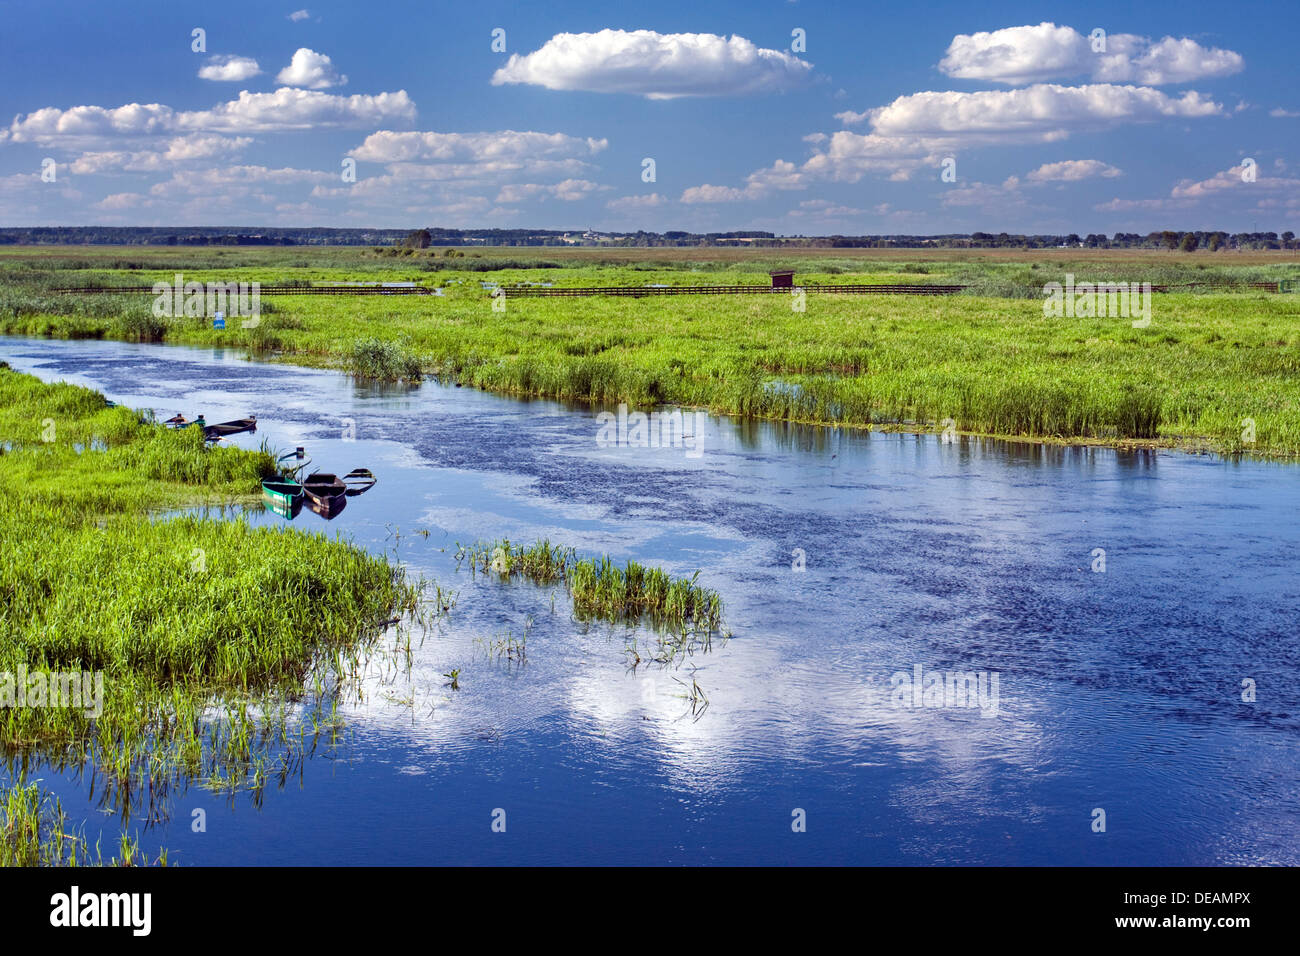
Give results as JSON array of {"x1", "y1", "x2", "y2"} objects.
[
  {"x1": 305, "y1": 494, "x2": 346, "y2": 519},
  {"x1": 262, "y1": 492, "x2": 303, "y2": 519},
  {"x1": 302, "y1": 471, "x2": 347, "y2": 516},
  {"x1": 261, "y1": 478, "x2": 304, "y2": 517},
  {"x1": 306, "y1": 495, "x2": 346, "y2": 519},
  {"x1": 278, "y1": 447, "x2": 310, "y2": 472},
  {"x1": 342, "y1": 468, "x2": 377, "y2": 496},
  {"x1": 203, "y1": 416, "x2": 257, "y2": 441}
]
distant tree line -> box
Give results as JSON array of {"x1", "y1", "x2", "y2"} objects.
[
  {"x1": 1, "y1": 226, "x2": 1295, "y2": 250},
  {"x1": 972, "y1": 230, "x2": 1294, "y2": 251},
  {"x1": 0, "y1": 227, "x2": 410, "y2": 246}
]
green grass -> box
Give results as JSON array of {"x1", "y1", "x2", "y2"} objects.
[
  {"x1": 0, "y1": 365, "x2": 420, "y2": 843},
  {"x1": 1, "y1": 245, "x2": 1298, "y2": 454},
  {"x1": 457, "y1": 539, "x2": 724, "y2": 635},
  {"x1": 349, "y1": 336, "x2": 423, "y2": 381},
  {"x1": 1, "y1": 776, "x2": 163, "y2": 866}
]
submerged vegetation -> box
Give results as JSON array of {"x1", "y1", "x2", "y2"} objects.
[
  {"x1": 456, "y1": 539, "x2": 724, "y2": 636},
  {"x1": 1, "y1": 776, "x2": 163, "y2": 866},
  {"x1": 0, "y1": 366, "x2": 419, "y2": 860},
  {"x1": 1, "y1": 245, "x2": 1297, "y2": 455}
]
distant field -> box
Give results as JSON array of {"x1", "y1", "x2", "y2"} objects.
[
  {"x1": 1, "y1": 243, "x2": 1296, "y2": 266},
  {"x1": 1, "y1": 244, "x2": 1298, "y2": 456}
]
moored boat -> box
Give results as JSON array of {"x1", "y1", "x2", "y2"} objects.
[
  {"x1": 203, "y1": 416, "x2": 257, "y2": 440},
  {"x1": 302, "y1": 471, "x2": 347, "y2": 516},
  {"x1": 261, "y1": 478, "x2": 304, "y2": 517},
  {"x1": 343, "y1": 468, "x2": 377, "y2": 496},
  {"x1": 278, "y1": 447, "x2": 310, "y2": 473}
]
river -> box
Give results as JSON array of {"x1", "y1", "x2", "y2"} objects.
[{"x1": 4, "y1": 335, "x2": 1298, "y2": 865}]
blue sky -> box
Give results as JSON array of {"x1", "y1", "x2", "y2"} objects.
[{"x1": 1, "y1": 0, "x2": 1295, "y2": 233}]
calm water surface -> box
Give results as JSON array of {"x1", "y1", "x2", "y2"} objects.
[{"x1": 4, "y1": 336, "x2": 1298, "y2": 865}]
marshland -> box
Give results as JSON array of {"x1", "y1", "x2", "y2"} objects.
[
  {"x1": 0, "y1": 245, "x2": 1297, "y2": 864},
  {"x1": 0, "y1": 349, "x2": 723, "y2": 864},
  {"x1": 3, "y1": 245, "x2": 1299, "y2": 455}
]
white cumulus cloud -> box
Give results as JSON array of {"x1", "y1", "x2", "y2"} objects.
[
  {"x1": 495, "y1": 179, "x2": 601, "y2": 203},
  {"x1": 869, "y1": 84, "x2": 1222, "y2": 142},
  {"x1": 1026, "y1": 159, "x2": 1122, "y2": 182},
  {"x1": 5, "y1": 103, "x2": 176, "y2": 146},
  {"x1": 94, "y1": 192, "x2": 149, "y2": 210},
  {"x1": 939, "y1": 23, "x2": 1243, "y2": 86},
  {"x1": 6, "y1": 89, "x2": 413, "y2": 144},
  {"x1": 491, "y1": 29, "x2": 812, "y2": 99},
  {"x1": 148, "y1": 165, "x2": 335, "y2": 199},
  {"x1": 350, "y1": 130, "x2": 606, "y2": 163},
  {"x1": 198, "y1": 55, "x2": 262, "y2": 82},
  {"x1": 177, "y1": 88, "x2": 411, "y2": 132},
  {"x1": 276, "y1": 48, "x2": 347, "y2": 89},
  {"x1": 70, "y1": 134, "x2": 253, "y2": 173},
  {"x1": 1096, "y1": 165, "x2": 1300, "y2": 213},
  {"x1": 679, "y1": 184, "x2": 751, "y2": 203},
  {"x1": 789, "y1": 199, "x2": 868, "y2": 218},
  {"x1": 698, "y1": 81, "x2": 1222, "y2": 202}
]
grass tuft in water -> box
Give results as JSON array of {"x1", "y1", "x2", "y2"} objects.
[
  {"x1": 1, "y1": 775, "x2": 164, "y2": 866},
  {"x1": 456, "y1": 539, "x2": 724, "y2": 635}
]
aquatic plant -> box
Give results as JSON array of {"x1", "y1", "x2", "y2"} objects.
[
  {"x1": 3, "y1": 246, "x2": 1299, "y2": 454},
  {"x1": 0, "y1": 776, "x2": 164, "y2": 866},
  {"x1": 0, "y1": 367, "x2": 421, "y2": 839},
  {"x1": 479, "y1": 627, "x2": 526, "y2": 664},
  {"x1": 456, "y1": 539, "x2": 724, "y2": 635}
]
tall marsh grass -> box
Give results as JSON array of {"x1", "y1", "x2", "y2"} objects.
[
  {"x1": 2, "y1": 248, "x2": 1298, "y2": 454},
  {"x1": 457, "y1": 539, "x2": 724, "y2": 634},
  {"x1": 0, "y1": 367, "x2": 420, "y2": 843},
  {"x1": 0, "y1": 776, "x2": 162, "y2": 866},
  {"x1": 349, "y1": 337, "x2": 423, "y2": 381}
]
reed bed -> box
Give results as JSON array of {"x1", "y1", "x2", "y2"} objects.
[
  {"x1": 2, "y1": 247, "x2": 1296, "y2": 456},
  {"x1": 349, "y1": 337, "x2": 423, "y2": 382},
  {"x1": 0, "y1": 775, "x2": 162, "y2": 866},
  {"x1": 456, "y1": 539, "x2": 724, "y2": 634},
  {"x1": 0, "y1": 367, "x2": 420, "y2": 848}
]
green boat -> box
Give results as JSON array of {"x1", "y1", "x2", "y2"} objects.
[{"x1": 261, "y1": 478, "x2": 304, "y2": 517}]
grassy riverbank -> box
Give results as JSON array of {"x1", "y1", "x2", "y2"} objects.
[
  {"x1": 1, "y1": 245, "x2": 1298, "y2": 456},
  {"x1": 0, "y1": 364, "x2": 419, "y2": 862},
  {"x1": 0, "y1": 358, "x2": 735, "y2": 863}
]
